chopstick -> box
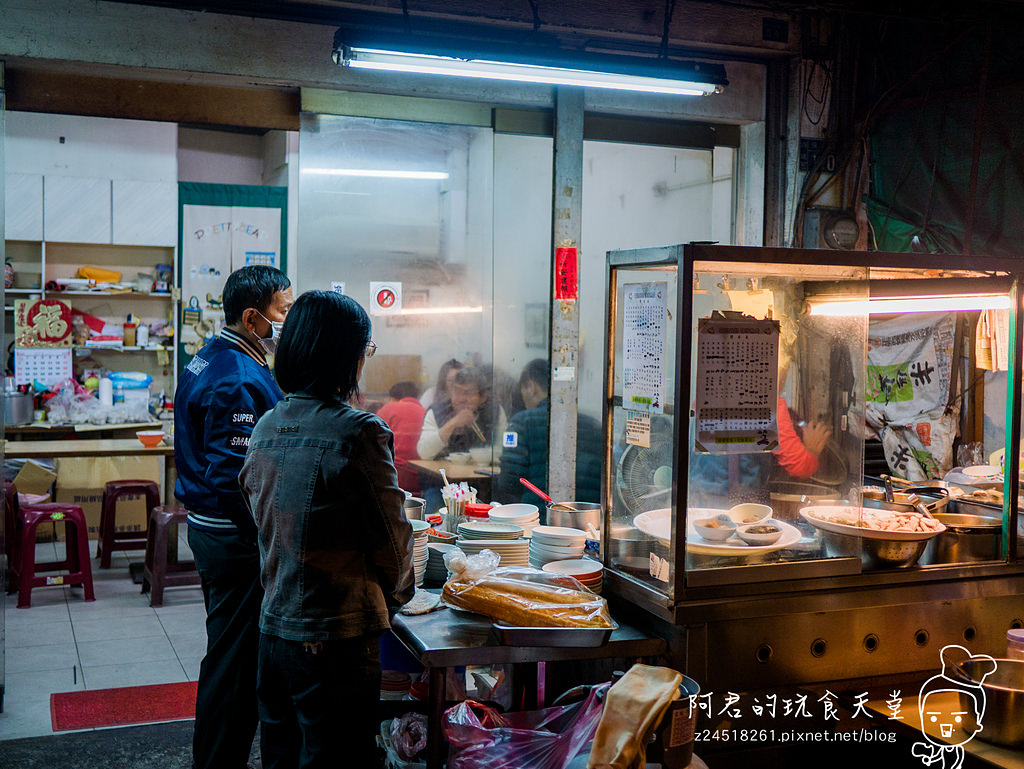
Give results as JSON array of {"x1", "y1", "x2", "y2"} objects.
[{"x1": 469, "y1": 420, "x2": 486, "y2": 443}]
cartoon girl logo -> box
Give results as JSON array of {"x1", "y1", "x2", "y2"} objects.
[{"x1": 911, "y1": 644, "x2": 997, "y2": 768}]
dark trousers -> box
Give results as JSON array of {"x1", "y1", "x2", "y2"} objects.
[
  {"x1": 257, "y1": 632, "x2": 383, "y2": 769},
  {"x1": 188, "y1": 526, "x2": 263, "y2": 769}
]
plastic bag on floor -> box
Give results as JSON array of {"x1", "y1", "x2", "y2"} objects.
[
  {"x1": 443, "y1": 685, "x2": 606, "y2": 769},
  {"x1": 378, "y1": 718, "x2": 427, "y2": 769}
]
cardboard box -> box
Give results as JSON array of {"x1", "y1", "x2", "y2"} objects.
[
  {"x1": 55, "y1": 456, "x2": 161, "y2": 540},
  {"x1": 13, "y1": 460, "x2": 58, "y2": 496}
]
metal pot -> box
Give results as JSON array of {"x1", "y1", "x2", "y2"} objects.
[
  {"x1": 819, "y1": 529, "x2": 929, "y2": 569},
  {"x1": 607, "y1": 523, "x2": 660, "y2": 571},
  {"x1": 957, "y1": 658, "x2": 1024, "y2": 747},
  {"x1": 4, "y1": 391, "x2": 34, "y2": 426},
  {"x1": 403, "y1": 497, "x2": 425, "y2": 521},
  {"x1": 769, "y1": 481, "x2": 839, "y2": 520},
  {"x1": 545, "y1": 501, "x2": 601, "y2": 532},
  {"x1": 920, "y1": 513, "x2": 1002, "y2": 565}
]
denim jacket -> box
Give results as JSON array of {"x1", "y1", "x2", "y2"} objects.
[{"x1": 239, "y1": 393, "x2": 415, "y2": 642}]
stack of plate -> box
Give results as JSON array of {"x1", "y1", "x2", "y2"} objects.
[
  {"x1": 424, "y1": 542, "x2": 460, "y2": 586},
  {"x1": 411, "y1": 519, "x2": 430, "y2": 586},
  {"x1": 455, "y1": 538, "x2": 530, "y2": 566},
  {"x1": 529, "y1": 525, "x2": 587, "y2": 568},
  {"x1": 542, "y1": 558, "x2": 604, "y2": 594},
  {"x1": 488, "y1": 504, "x2": 541, "y2": 536},
  {"x1": 380, "y1": 670, "x2": 411, "y2": 701},
  {"x1": 457, "y1": 521, "x2": 524, "y2": 540}
]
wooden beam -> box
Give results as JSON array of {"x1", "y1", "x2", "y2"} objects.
[{"x1": 5, "y1": 68, "x2": 300, "y2": 131}]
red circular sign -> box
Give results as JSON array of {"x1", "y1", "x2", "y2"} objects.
[{"x1": 376, "y1": 288, "x2": 396, "y2": 308}]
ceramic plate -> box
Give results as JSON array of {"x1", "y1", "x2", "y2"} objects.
[
  {"x1": 633, "y1": 508, "x2": 803, "y2": 556},
  {"x1": 800, "y1": 506, "x2": 945, "y2": 541}
]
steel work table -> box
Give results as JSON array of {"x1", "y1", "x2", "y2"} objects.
[{"x1": 390, "y1": 605, "x2": 668, "y2": 769}]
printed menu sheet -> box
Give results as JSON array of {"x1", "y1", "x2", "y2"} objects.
[
  {"x1": 622, "y1": 282, "x2": 667, "y2": 415},
  {"x1": 694, "y1": 314, "x2": 779, "y2": 454}
]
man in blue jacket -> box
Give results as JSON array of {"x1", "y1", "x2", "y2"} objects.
[{"x1": 174, "y1": 265, "x2": 292, "y2": 769}]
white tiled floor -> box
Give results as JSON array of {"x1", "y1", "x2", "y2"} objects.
[{"x1": 0, "y1": 537, "x2": 206, "y2": 741}]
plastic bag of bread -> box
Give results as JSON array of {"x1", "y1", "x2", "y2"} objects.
[{"x1": 442, "y1": 548, "x2": 613, "y2": 628}]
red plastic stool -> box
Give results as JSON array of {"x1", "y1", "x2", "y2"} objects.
[
  {"x1": 9, "y1": 485, "x2": 95, "y2": 609},
  {"x1": 142, "y1": 503, "x2": 201, "y2": 607},
  {"x1": 97, "y1": 480, "x2": 161, "y2": 569}
]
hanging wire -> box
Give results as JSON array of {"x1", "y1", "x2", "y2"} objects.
[
  {"x1": 658, "y1": 0, "x2": 678, "y2": 59},
  {"x1": 526, "y1": 0, "x2": 542, "y2": 31}
]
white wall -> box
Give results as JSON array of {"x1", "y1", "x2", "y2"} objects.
[
  {"x1": 6, "y1": 112, "x2": 176, "y2": 181},
  {"x1": 578, "y1": 141, "x2": 731, "y2": 419},
  {"x1": 177, "y1": 127, "x2": 264, "y2": 185}
]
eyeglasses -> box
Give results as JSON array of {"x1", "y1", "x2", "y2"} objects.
[{"x1": 365, "y1": 340, "x2": 377, "y2": 358}]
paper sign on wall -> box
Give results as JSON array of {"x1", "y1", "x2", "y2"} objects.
[
  {"x1": 625, "y1": 412, "x2": 651, "y2": 448},
  {"x1": 14, "y1": 348, "x2": 73, "y2": 386},
  {"x1": 622, "y1": 283, "x2": 667, "y2": 415},
  {"x1": 694, "y1": 315, "x2": 780, "y2": 454},
  {"x1": 370, "y1": 282, "x2": 402, "y2": 316},
  {"x1": 555, "y1": 247, "x2": 578, "y2": 301},
  {"x1": 331, "y1": 282, "x2": 346, "y2": 295}
]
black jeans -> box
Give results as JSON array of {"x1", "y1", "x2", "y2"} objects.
[
  {"x1": 257, "y1": 632, "x2": 383, "y2": 769},
  {"x1": 188, "y1": 526, "x2": 263, "y2": 769}
]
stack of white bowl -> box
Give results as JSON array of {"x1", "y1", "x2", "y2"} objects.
[
  {"x1": 411, "y1": 519, "x2": 430, "y2": 586},
  {"x1": 456, "y1": 521, "x2": 529, "y2": 566},
  {"x1": 488, "y1": 504, "x2": 541, "y2": 537},
  {"x1": 424, "y1": 542, "x2": 460, "y2": 586},
  {"x1": 542, "y1": 558, "x2": 604, "y2": 594},
  {"x1": 529, "y1": 525, "x2": 587, "y2": 568}
]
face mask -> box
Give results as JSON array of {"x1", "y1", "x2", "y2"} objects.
[{"x1": 253, "y1": 310, "x2": 284, "y2": 355}]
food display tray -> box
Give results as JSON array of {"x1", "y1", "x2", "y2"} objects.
[{"x1": 491, "y1": 618, "x2": 618, "y2": 647}]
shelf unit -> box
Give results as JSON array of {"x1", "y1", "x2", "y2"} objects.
[{"x1": 4, "y1": 240, "x2": 179, "y2": 397}]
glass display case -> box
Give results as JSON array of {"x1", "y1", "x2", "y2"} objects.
[{"x1": 602, "y1": 244, "x2": 1024, "y2": 617}]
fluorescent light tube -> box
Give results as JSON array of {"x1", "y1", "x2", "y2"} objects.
[
  {"x1": 343, "y1": 48, "x2": 720, "y2": 96},
  {"x1": 399, "y1": 305, "x2": 484, "y2": 315},
  {"x1": 302, "y1": 168, "x2": 449, "y2": 179},
  {"x1": 808, "y1": 295, "x2": 1012, "y2": 316}
]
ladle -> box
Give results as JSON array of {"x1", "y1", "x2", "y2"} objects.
[{"x1": 519, "y1": 477, "x2": 553, "y2": 503}]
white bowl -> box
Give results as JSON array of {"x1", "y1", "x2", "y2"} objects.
[
  {"x1": 735, "y1": 520, "x2": 784, "y2": 546},
  {"x1": 693, "y1": 516, "x2": 737, "y2": 542},
  {"x1": 469, "y1": 447, "x2": 492, "y2": 465},
  {"x1": 727, "y1": 503, "x2": 773, "y2": 525},
  {"x1": 448, "y1": 451, "x2": 471, "y2": 464},
  {"x1": 530, "y1": 525, "x2": 587, "y2": 545},
  {"x1": 542, "y1": 559, "x2": 603, "y2": 579},
  {"x1": 489, "y1": 504, "x2": 540, "y2": 520}
]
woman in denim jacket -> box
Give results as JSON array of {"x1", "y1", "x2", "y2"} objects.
[{"x1": 240, "y1": 291, "x2": 414, "y2": 768}]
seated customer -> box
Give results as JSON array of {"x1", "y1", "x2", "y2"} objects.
[
  {"x1": 497, "y1": 359, "x2": 602, "y2": 506},
  {"x1": 377, "y1": 381, "x2": 427, "y2": 493},
  {"x1": 417, "y1": 366, "x2": 507, "y2": 460},
  {"x1": 239, "y1": 291, "x2": 414, "y2": 769}
]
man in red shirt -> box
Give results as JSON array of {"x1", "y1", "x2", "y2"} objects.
[{"x1": 377, "y1": 381, "x2": 427, "y2": 493}]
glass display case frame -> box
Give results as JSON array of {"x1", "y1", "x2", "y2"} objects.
[{"x1": 602, "y1": 243, "x2": 1024, "y2": 621}]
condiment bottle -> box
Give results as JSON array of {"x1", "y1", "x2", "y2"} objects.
[
  {"x1": 1008, "y1": 628, "x2": 1024, "y2": 660},
  {"x1": 98, "y1": 377, "x2": 114, "y2": 407},
  {"x1": 137, "y1": 323, "x2": 149, "y2": 347},
  {"x1": 123, "y1": 318, "x2": 137, "y2": 347}
]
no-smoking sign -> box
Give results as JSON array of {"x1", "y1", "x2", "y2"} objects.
[{"x1": 369, "y1": 281, "x2": 402, "y2": 316}]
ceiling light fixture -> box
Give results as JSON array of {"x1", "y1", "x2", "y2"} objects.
[
  {"x1": 340, "y1": 47, "x2": 723, "y2": 96},
  {"x1": 331, "y1": 17, "x2": 727, "y2": 97},
  {"x1": 808, "y1": 294, "x2": 1012, "y2": 316}
]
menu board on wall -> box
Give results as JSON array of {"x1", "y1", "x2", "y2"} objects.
[{"x1": 694, "y1": 314, "x2": 780, "y2": 454}]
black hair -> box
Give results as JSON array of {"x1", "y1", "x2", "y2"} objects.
[
  {"x1": 434, "y1": 359, "x2": 463, "y2": 398},
  {"x1": 452, "y1": 366, "x2": 490, "y2": 394},
  {"x1": 222, "y1": 265, "x2": 291, "y2": 325},
  {"x1": 520, "y1": 358, "x2": 549, "y2": 390},
  {"x1": 389, "y1": 381, "x2": 420, "y2": 400},
  {"x1": 274, "y1": 291, "x2": 370, "y2": 401}
]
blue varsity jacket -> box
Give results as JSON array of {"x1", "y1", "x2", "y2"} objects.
[{"x1": 174, "y1": 328, "x2": 283, "y2": 539}]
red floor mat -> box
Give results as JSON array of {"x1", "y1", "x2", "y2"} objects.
[{"x1": 50, "y1": 681, "x2": 198, "y2": 731}]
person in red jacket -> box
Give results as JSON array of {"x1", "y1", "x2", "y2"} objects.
[{"x1": 377, "y1": 381, "x2": 427, "y2": 492}]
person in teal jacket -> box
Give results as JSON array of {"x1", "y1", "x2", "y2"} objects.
[{"x1": 497, "y1": 359, "x2": 602, "y2": 509}]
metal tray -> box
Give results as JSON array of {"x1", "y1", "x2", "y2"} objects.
[{"x1": 491, "y1": 618, "x2": 618, "y2": 647}]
